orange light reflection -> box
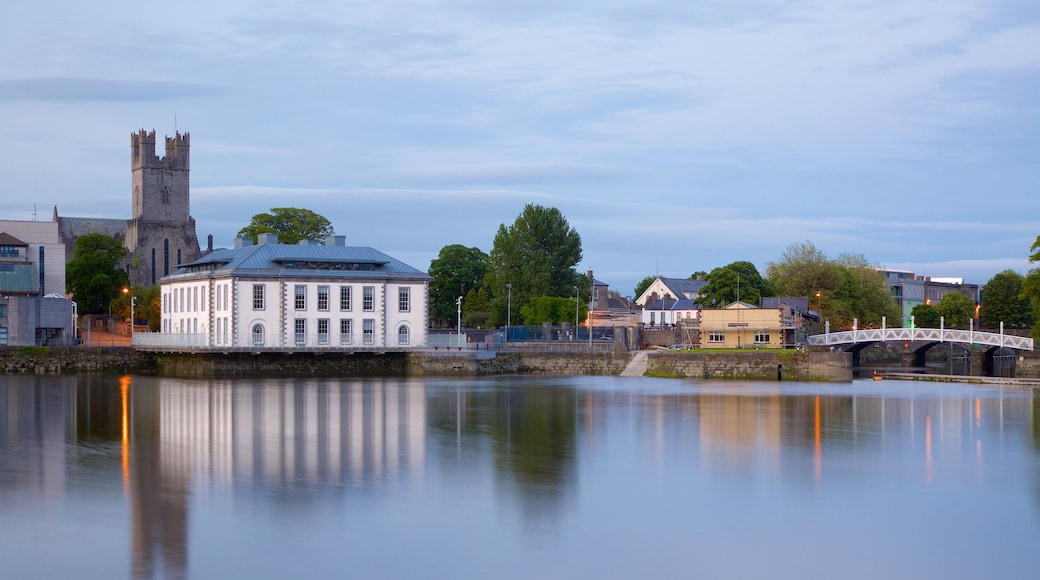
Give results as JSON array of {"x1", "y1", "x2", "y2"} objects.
[{"x1": 120, "y1": 375, "x2": 132, "y2": 493}]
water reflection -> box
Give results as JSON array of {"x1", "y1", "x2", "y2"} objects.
[{"x1": 0, "y1": 375, "x2": 1038, "y2": 579}]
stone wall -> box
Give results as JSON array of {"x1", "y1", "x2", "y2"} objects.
[
  {"x1": 1016, "y1": 351, "x2": 1040, "y2": 378},
  {"x1": 645, "y1": 350, "x2": 852, "y2": 382},
  {"x1": 0, "y1": 346, "x2": 156, "y2": 374}
]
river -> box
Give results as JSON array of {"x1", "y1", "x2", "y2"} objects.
[{"x1": 1, "y1": 374, "x2": 1038, "y2": 579}]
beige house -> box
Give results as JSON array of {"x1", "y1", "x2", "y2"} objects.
[{"x1": 697, "y1": 301, "x2": 801, "y2": 349}]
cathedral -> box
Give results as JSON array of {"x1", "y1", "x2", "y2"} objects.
[{"x1": 57, "y1": 129, "x2": 202, "y2": 286}]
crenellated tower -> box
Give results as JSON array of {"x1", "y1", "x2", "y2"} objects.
[{"x1": 125, "y1": 129, "x2": 200, "y2": 286}]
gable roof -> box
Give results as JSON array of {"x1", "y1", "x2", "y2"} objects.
[
  {"x1": 0, "y1": 232, "x2": 29, "y2": 246},
  {"x1": 659, "y1": 277, "x2": 707, "y2": 298}
]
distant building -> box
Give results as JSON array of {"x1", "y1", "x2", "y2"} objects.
[
  {"x1": 58, "y1": 129, "x2": 202, "y2": 286},
  {"x1": 697, "y1": 301, "x2": 801, "y2": 349},
  {"x1": 641, "y1": 298, "x2": 699, "y2": 327},
  {"x1": 156, "y1": 233, "x2": 431, "y2": 350},
  {"x1": 0, "y1": 226, "x2": 75, "y2": 345},
  {"x1": 634, "y1": 276, "x2": 707, "y2": 307},
  {"x1": 878, "y1": 269, "x2": 979, "y2": 327},
  {"x1": 586, "y1": 269, "x2": 638, "y2": 327}
]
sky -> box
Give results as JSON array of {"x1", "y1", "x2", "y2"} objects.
[{"x1": 1, "y1": 0, "x2": 1038, "y2": 296}]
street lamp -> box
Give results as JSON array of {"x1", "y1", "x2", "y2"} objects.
[
  {"x1": 456, "y1": 295, "x2": 463, "y2": 348},
  {"x1": 506, "y1": 283, "x2": 512, "y2": 343},
  {"x1": 815, "y1": 291, "x2": 822, "y2": 314},
  {"x1": 123, "y1": 288, "x2": 136, "y2": 346}
]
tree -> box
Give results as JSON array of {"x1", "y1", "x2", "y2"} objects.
[
  {"x1": 462, "y1": 287, "x2": 491, "y2": 328},
  {"x1": 519, "y1": 296, "x2": 587, "y2": 325},
  {"x1": 1021, "y1": 236, "x2": 1040, "y2": 338},
  {"x1": 766, "y1": 241, "x2": 844, "y2": 320},
  {"x1": 934, "y1": 291, "x2": 975, "y2": 329},
  {"x1": 981, "y1": 270, "x2": 1033, "y2": 329},
  {"x1": 429, "y1": 245, "x2": 488, "y2": 326},
  {"x1": 484, "y1": 204, "x2": 583, "y2": 325},
  {"x1": 112, "y1": 285, "x2": 162, "y2": 331},
  {"x1": 911, "y1": 303, "x2": 941, "y2": 328},
  {"x1": 237, "y1": 207, "x2": 334, "y2": 245},
  {"x1": 633, "y1": 276, "x2": 656, "y2": 300},
  {"x1": 698, "y1": 261, "x2": 772, "y2": 307},
  {"x1": 66, "y1": 233, "x2": 129, "y2": 315},
  {"x1": 834, "y1": 253, "x2": 901, "y2": 327}
]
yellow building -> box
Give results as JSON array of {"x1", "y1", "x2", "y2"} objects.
[{"x1": 697, "y1": 301, "x2": 801, "y2": 349}]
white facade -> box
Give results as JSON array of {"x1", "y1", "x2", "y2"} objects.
[
  {"x1": 641, "y1": 300, "x2": 700, "y2": 327},
  {"x1": 158, "y1": 236, "x2": 430, "y2": 350}
]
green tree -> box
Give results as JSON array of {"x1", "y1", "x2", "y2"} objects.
[
  {"x1": 237, "y1": 207, "x2": 334, "y2": 245},
  {"x1": 766, "y1": 241, "x2": 844, "y2": 319},
  {"x1": 485, "y1": 204, "x2": 583, "y2": 325},
  {"x1": 982, "y1": 270, "x2": 1033, "y2": 330},
  {"x1": 429, "y1": 245, "x2": 488, "y2": 326},
  {"x1": 519, "y1": 296, "x2": 587, "y2": 325},
  {"x1": 835, "y1": 253, "x2": 901, "y2": 327},
  {"x1": 67, "y1": 233, "x2": 129, "y2": 315},
  {"x1": 633, "y1": 276, "x2": 656, "y2": 300},
  {"x1": 934, "y1": 291, "x2": 975, "y2": 329},
  {"x1": 911, "y1": 303, "x2": 941, "y2": 328},
  {"x1": 1021, "y1": 236, "x2": 1040, "y2": 338},
  {"x1": 112, "y1": 285, "x2": 163, "y2": 331},
  {"x1": 698, "y1": 261, "x2": 772, "y2": 307},
  {"x1": 462, "y1": 287, "x2": 491, "y2": 328}
]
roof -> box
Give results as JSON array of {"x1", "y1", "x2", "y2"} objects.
[
  {"x1": 659, "y1": 277, "x2": 708, "y2": 298},
  {"x1": 0, "y1": 232, "x2": 29, "y2": 246},
  {"x1": 162, "y1": 241, "x2": 432, "y2": 282},
  {"x1": 644, "y1": 298, "x2": 698, "y2": 311},
  {"x1": 0, "y1": 263, "x2": 38, "y2": 293}
]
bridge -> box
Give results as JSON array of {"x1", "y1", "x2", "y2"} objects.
[
  {"x1": 806, "y1": 321, "x2": 1032, "y2": 375},
  {"x1": 807, "y1": 326, "x2": 1033, "y2": 351}
]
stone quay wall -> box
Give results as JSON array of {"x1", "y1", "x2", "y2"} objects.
[
  {"x1": 0, "y1": 346, "x2": 157, "y2": 375},
  {"x1": 2, "y1": 347, "x2": 848, "y2": 381},
  {"x1": 646, "y1": 350, "x2": 852, "y2": 382}
]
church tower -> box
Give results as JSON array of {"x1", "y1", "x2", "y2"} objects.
[{"x1": 125, "y1": 130, "x2": 201, "y2": 286}]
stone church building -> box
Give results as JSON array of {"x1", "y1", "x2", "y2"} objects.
[{"x1": 57, "y1": 129, "x2": 202, "y2": 286}]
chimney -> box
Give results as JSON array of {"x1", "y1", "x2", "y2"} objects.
[
  {"x1": 257, "y1": 232, "x2": 279, "y2": 245},
  {"x1": 324, "y1": 235, "x2": 346, "y2": 247}
]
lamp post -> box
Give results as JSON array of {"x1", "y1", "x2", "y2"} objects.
[
  {"x1": 456, "y1": 296, "x2": 463, "y2": 348},
  {"x1": 589, "y1": 273, "x2": 594, "y2": 349},
  {"x1": 506, "y1": 283, "x2": 512, "y2": 343},
  {"x1": 123, "y1": 288, "x2": 136, "y2": 346},
  {"x1": 574, "y1": 286, "x2": 579, "y2": 341}
]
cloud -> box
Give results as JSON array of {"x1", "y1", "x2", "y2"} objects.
[{"x1": 0, "y1": 78, "x2": 223, "y2": 102}]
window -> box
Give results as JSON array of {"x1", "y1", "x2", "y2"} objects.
[
  {"x1": 340, "y1": 319, "x2": 352, "y2": 345},
  {"x1": 295, "y1": 319, "x2": 307, "y2": 345},
  {"x1": 363, "y1": 319, "x2": 375, "y2": 344},
  {"x1": 397, "y1": 325, "x2": 410, "y2": 345},
  {"x1": 295, "y1": 285, "x2": 306, "y2": 310},
  {"x1": 253, "y1": 284, "x2": 265, "y2": 310},
  {"x1": 708, "y1": 332, "x2": 725, "y2": 343},
  {"x1": 340, "y1": 286, "x2": 351, "y2": 311},
  {"x1": 317, "y1": 285, "x2": 329, "y2": 311},
  {"x1": 0, "y1": 326, "x2": 7, "y2": 345},
  {"x1": 0, "y1": 304, "x2": 6, "y2": 318},
  {"x1": 201, "y1": 287, "x2": 206, "y2": 311},
  {"x1": 318, "y1": 319, "x2": 329, "y2": 344},
  {"x1": 193, "y1": 287, "x2": 198, "y2": 311},
  {"x1": 363, "y1": 286, "x2": 375, "y2": 311},
  {"x1": 223, "y1": 285, "x2": 229, "y2": 311},
  {"x1": 398, "y1": 287, "x2": 410, "y2": 312},
  {"x1": 754, "y1": 333, "x2": 771, "y2": 344},
  {"x1": 251, "y1": 324, "x2": 265, "y2": 347}
]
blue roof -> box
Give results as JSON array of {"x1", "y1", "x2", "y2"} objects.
[{"x1": 163, "y1": 242, "x2": 431, "y2": 282}]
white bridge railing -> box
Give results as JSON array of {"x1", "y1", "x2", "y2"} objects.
[{"x1": 807, "y1": 322, "x2": 1032, "y2": 351}]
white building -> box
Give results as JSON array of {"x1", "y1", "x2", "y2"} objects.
[{"x1": 157, "y1": 234, "x2": 431, "y2": 350}]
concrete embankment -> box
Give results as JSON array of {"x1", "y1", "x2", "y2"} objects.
[{"x1": 645, "y1": 350, "x2": 852, "y2": 382}]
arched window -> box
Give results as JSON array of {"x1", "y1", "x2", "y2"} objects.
[
  {"x1": 397, "y1": 324, "x2": 410, "y2": 345},
  {"x1": 251, "y1": 323, "x2": 265, "y2": 347}
]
